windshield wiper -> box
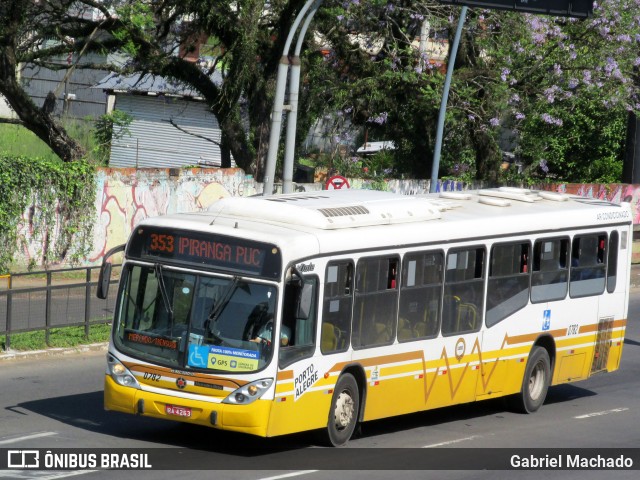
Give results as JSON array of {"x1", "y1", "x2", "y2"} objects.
[
  {"x1": 204, "y1": 276, "x2": 240, "y2": 339},
  {"x1": 155, "y1": 263, "x2": 174, "y2": 318}
]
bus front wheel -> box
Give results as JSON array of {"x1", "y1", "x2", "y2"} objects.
[
  {"x1": 324, "y1": 373, "x2": 360, "y2": 447},
  {"x1": 509, "y1": 346, "x2": 551, "y2": 414}
]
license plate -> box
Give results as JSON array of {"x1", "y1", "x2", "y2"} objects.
[{"x1": 165, "y1": 404, "x2": 192, "y2": 417}]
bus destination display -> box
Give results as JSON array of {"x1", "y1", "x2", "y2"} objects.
[{"x1": 127, "y1": 227, "x2": 282, "y2": 278}]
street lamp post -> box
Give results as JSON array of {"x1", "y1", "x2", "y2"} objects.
[
  {"x1": 429, "y1": 6, "x2": 468, "y2": 193},
  {"x1": 263, "y1": 0, "x2": 323, "y2": 196}
]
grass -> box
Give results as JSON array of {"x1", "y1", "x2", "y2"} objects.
[
  {"x1": 0, "y1": 119, "x2": 100, "y2": 163},
  {"x1": 0, "y1": 124, "x2": 60, "y2": 160},
  {"x1": 1, "y1": 323, "x2": 112, "y2": 352}
]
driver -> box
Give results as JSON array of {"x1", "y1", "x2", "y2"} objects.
[
  {"x1": 244, "y1": 302, "x2": 291, "y2": 347},
  {"x1": 252, "y1": 320, "x2": 291, "y2": 347}
]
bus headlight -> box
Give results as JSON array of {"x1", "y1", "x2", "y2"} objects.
[
  {"x1": 222, "y1": 378, "x2": 273, "y2": 405},
  {"x1": 107, "y1": 354, "x2": 140, "y2": 389}
]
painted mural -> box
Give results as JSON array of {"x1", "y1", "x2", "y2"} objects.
[
  {"x1": 90, "y1": 167, "x2": 254, "y2": 263},
  {"x1": 11, "y1": 173, "x2": 640, "y2": 269},
  {"x1": 542, "y1": 183, "x2": 640, "y2": 225},
  {"x1": 12, "y1": 167, "x2": 254, "y2": 268}
]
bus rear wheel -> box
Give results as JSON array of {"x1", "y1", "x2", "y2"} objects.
[
  {"x1": 324, "y1": 373, "x2": 359, "y2": 447},
  {"x1": 509, "y1": 346, "x2": 551, "y2": 414}
]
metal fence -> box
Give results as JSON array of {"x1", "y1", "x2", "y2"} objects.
[{"x1": 0, "y1": 266, "x2": 120, "y2": 351}]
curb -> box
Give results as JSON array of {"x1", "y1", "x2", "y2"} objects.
[{"x1": 0, "y1": 342, "x2": 108, "y2": 362}]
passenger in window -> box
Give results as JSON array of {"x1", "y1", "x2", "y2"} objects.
[{"x1": 389, "y1": 266, "x2": 397, "y2": 289}]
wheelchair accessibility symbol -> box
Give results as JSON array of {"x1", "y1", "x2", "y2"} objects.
[
  {"x1": 542, "y1": 309, "x2": 551, "y2": 331},
  {"x1": 188, "y1": 345, "x2": 207, "y2": 368}
]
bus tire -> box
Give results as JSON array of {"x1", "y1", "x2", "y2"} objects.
[
  {"x1": 324, "y1": 373, "x2": 360, "y2": 447},
  {"x1": 509, "y1": 346, "x2": 551, "y2": 414}
]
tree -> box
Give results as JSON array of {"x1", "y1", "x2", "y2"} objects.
[
  {"x1": 304, "y1": 1, "x2": 640, "y2": 184},
  {"x1": 0, "y1": 0, "x2": 309, "y2": 175},
  {"x1": 0, "y1": 1, "x2": 85, "y2": 162},
  {"x1": 454, "y1": 1, "x2": 640, "y2": 183},
  {"x1": 2, "y1": 1, "x2": 639, "y2": 184},
  {"x1": 303, "y1": 1, "x2": 455, "y2": 179}
]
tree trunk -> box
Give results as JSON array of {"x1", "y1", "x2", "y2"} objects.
[
  {"x1": 0, "y1": 15, "x2": 85, "y2": 163},
  {"x1": 623, "y1": 110, "x2": 640, "y2": 184},
  {"x1": 470, "y1": 126, "x2": 501, "y2": 184}
]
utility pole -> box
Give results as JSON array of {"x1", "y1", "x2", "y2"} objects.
[
  {"x1": 263, "y1": 0, "x2": 324, "y2": 196},
  {"x1": 430, "y1": 7, "x2": 467, "y2": 193}
]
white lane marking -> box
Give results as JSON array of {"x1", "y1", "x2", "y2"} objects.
[
  {"x1": 258, "y1": 471, "x2": 319, "y2": 480},
  {"x1": 423, "y1": 434, "x2": 483, "y2": 448},
  {"x1": 0, "y1": 472, "x2": 95, "y2": 480},
  {"x1": 36, "y1": 472, "x2": 96, "y2": 480},
  {"x1": 0, "y1": 432, "x2": 57, "y2": 445},
  {"x1": 574, "y1": 407, "x2": 629, "y2": 419}
]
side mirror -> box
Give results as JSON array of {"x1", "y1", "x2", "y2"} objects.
[
  {"x1": 97, "y1": 262, "x2": 112, "y2": 300},
  {"x1": 96, "y1": 243, "x2": 125, "y2": 299},
  {"x1": 296, "y1": 282, "x2": 313, "y2": 320}
]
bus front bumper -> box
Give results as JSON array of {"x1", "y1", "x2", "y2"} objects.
[{"x1": 104, "y1": 375, "x2": 271, "y2": 437}]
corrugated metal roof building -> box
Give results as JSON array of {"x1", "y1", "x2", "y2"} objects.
[
  {"x1": 94, "y1": 72, "x2": 234, "y2": 169},
  {"x1": 21, "y1": 51, "x2": 111, "y2": 119}
]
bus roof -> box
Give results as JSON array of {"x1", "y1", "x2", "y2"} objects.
[{"x1": 141, "y1": 188, "x2": 632, "y2": 264}]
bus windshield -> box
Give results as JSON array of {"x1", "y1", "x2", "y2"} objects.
[{"x1": 113, "y1": 263, "x2": 277, "y2": 373}]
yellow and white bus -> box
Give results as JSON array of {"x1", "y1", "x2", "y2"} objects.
[{"x1": 98, "y1": 188, "x2": 631, "y2": 446}]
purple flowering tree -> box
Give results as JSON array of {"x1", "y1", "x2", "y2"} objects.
[
  {"x1": 308, "y1": 1, "x2": 640, "y2": 183},
  {"x1": 466, "y1": 0, "x2": 640, "y2": 182},
  {"x1": 3, "y1": 0, "x2": 638, "y2": 184}
]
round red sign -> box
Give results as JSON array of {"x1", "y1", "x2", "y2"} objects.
[{"x1": 325, "y1": 175, "x2": 350, "y2": 190}]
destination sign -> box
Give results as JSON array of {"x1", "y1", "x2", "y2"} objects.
[
  {"x1": 124, "y1": 330, "x2": 179, "y2": 351},
  {"x1": 127, "y1": 227, "x2": 282, "y2": 278}
]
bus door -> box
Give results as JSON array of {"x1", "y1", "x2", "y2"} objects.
[
  {"x1": 428, "y1": 246, "x2": 485, "y2": 409},
  {"x1": 557, "y1": 232, "x2": 607, "y2": 381},
  {"x1": 478, "y1": 241, "x2": 532, "y2": 399},
  {"x1": 267, "y1": 271, "x2": 323, "y2": 437},
  {"x1": 587, "y1": 231, "x2": 626, "y2": 374},
  {"x1": 594, "y1": 229, "x2": 629, "y2": 373}
]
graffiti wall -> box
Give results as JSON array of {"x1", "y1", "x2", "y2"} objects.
[
  {"x1": 11, "y1": 174, "x2": 640, "y2": 269},
  {"x1": 90, "y1": 167, "x2": 257, "y2": 263},
  {"x1": 13, "y1": 167, "x2": 255, "y2": 268},
  {"x1": 542, "y1": 183, "x2": 640, "y2": 225}
]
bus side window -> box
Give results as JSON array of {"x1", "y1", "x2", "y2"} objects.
[
  {"x1": 398, "y1": 251, "x2": 443, "y2": 341},
  {"x1": 607, "y1": 231, "x2": 619, "y2": 293},
  {"x1": 531, "y1": 238, "x2": 569, "y2": 303},
  {"x1": 353, "y1": 256, "x2": 399, "y2": 349},
  {"x1": 442, "y1": 247, "x2": 485, "y2": 336},
  {"x1": 570, "y1": 233, "x2": 606, "y2": 298},
  {"x1": 321, "y1": 262, "x2": 353, "y2": 354},
  {"x1": 486, "y1": 242, "x2": 530, "y2": 327}
]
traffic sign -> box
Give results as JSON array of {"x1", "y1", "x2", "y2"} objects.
[{"x1": 325, "y1": 175, "x2": 350, "y2": 190}]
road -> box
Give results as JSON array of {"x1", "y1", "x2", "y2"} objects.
[{"x1": 1, "y1": 294, "x2": 640, "y2": 480}]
